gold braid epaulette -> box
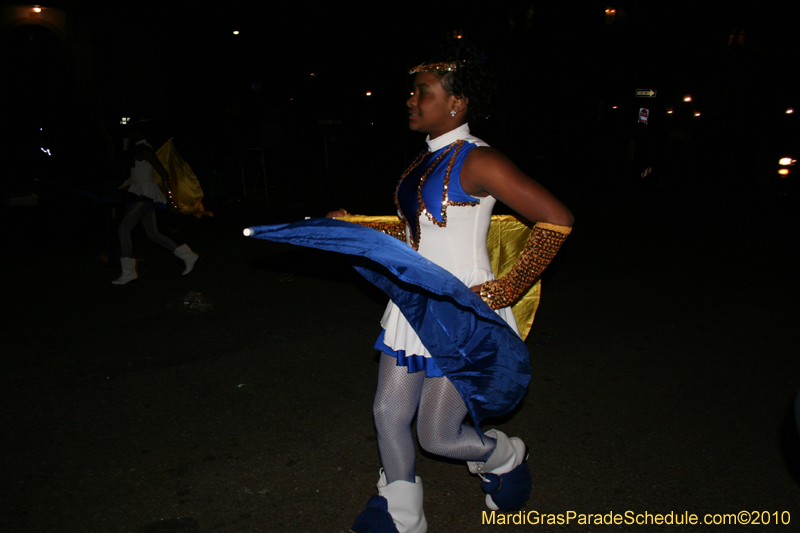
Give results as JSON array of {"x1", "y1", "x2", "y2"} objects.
[
  {"x1": 356, "y1": 220, "x2": 407, "y2": 242},
  {"x1": 479, "y1": 222, "x2": 572, "y2": 309}
]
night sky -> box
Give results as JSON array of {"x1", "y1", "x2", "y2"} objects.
[
  {"x1": 8, "y1": 1, "x2": 798, "y2": 114},
  {"x1": 1, "y1": 1, "x2": 797, "y2": 199}
]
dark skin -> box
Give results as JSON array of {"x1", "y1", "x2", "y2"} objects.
[
  {"x1": 460, "y1": 148, "x2": 574, "y2": 226},
  {"x1": 330, "y1": 71, "x2": 574, "y2": 294}
]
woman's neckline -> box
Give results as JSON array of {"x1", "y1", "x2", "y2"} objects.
[{"x1": 426, "y1": 123, "x2": 470, "y2": 152}]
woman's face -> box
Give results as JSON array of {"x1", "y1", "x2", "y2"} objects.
[{"x1": 406, "y1": 71, "x2": 464, "y2": 139}]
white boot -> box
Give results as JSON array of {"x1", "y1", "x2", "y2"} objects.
[
  {"x1": 173, "y1": 244, "x2": 199, "y2": 275},
  {"x1": 112, "y1": 257, "x2": 138, "y2": 285},
  {"x1": 467, "y1": 429, "x2": 528, "y2": 510},
  {"x1": 377, "y1": 470, "x2": 427, "y2": 533}
]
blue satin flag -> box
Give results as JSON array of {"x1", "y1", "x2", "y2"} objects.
[{"x1": 246, "y1": 218, "x2": 531, "y2": 434}]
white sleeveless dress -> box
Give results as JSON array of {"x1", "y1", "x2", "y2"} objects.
[
  {"x1": 378, "y1": 124, "x2": 520, "y2": 372},
  {"x1": 128, "y1": 139, "x2": 166, "y2": 204}
]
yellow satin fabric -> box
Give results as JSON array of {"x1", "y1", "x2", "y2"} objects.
[
  {"x1": 154, "y1": 139, "x2": 213, "y2": 218},
  {"x1": 486, "y1": 215, "x2": 540, "y2": 340},
  {"x1": 119, "y1": 139, "x2": 213, "y2": 218},
  {"x1": 340, "y1": 213, "x2": 540, "y2": 340},
  {"x1": 340, "y1": 214, "x2": 401, "y2": 224}
]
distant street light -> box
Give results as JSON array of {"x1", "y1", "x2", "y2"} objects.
[
  {"x1": 232, "y1": 30, "x2": 240, "y2": 35},
  {"x1": 32, "y1": 5, "x2": 42, "y2": 13}
]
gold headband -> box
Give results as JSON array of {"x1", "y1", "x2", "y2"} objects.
[{"x1": 409, "y1": 62, "x2": 458, "y2": 74}]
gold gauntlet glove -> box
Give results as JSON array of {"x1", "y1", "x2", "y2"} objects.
[{"x1": 480, "y1": 222, "x2": 572, "y2": 309}]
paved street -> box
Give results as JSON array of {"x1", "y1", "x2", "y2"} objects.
[{"x1": 2, "y1": 186, "x2": 799, "y2": 532}]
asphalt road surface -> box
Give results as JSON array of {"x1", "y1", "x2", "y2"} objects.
[{"x1": 2, "y1": 186, "x2": 799, "y2": 533}]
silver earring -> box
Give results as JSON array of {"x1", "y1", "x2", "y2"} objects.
[{"x1": 450, "y1": 110, "x2": 457, "y2": 117}]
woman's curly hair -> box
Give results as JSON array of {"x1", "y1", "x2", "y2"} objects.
[{"x1": 420, "y1": 41, "x2": 496, "y2": 123}]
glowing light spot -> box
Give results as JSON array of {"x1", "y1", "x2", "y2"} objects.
[
  {"x1": 683, "y1": 95, "x2": 692, "y2": 102},
  {"x1": 694, "y1": 112, "x2": 701, "y2": 117},
  {"x1": 32, "y1": 6, "x2": 41, "y2": 13},
  {"x1": 778, "y1": 169, "x2": 790, "y2": 176},
  {"x1": 233, "y1": 30, "x2": 240, "y2": 35},
  {"x1": 366, "y1": 91, "x2": 372, "y2": 96},
  {"x1": 243, "y1": 228, "x2": 253, "y2": 236},
  {"x1": 779, "y1": 158, "x2": 795, "y2": 166},
  {"x1": 786, "y1": 108, "x2": 794, "y2": 114}
]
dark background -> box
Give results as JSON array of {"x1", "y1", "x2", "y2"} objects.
[
  {"x1": 1, "y1": 3, "x2": 799, "y2": 532},
  {"x1": 2, "y1": 1, "x2": 798, "y2": 213}
]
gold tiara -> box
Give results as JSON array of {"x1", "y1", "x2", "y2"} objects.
[{"x1": 409, "y1": 62, "x2": 458, "y2": 74}]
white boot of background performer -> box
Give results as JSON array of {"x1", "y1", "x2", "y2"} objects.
[
  {"x1": 112, "y1": 257, "x2": 138, "y2": 285},
  {"x1": 173, "y1": 244, "x2": 199, "y2": 275}
]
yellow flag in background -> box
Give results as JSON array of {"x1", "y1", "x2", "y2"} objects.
[
  {"x1": 341, "y1": 214, "x2": 540, "y2": 340},
  {"x1": 153, "y1": 139, "x2": 213, "y2": 218}
]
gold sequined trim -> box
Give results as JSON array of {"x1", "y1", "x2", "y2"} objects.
[
  {"x1": 395, "y1": 143, "x2": 456, "y2": 249},
  {"x1": 395, "y1": 150, "x2": 428, "y2": 228},
  {"x1": 442, "y1": 142, "x2": 478, "y2": 210},
  {"x1": 396, "y1": 140, "x2": 482, "y2": 249},
  {"x1": 534, "y1": 222, "x2": 573, "y2": 235},
  {"x1": 358, "y1": 221, "x2": 407, "y2": 242},
  {"x1": 423, "y1": 140, "x2": 479, "y2": 228}
]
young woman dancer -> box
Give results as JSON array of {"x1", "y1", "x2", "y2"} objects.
[
  {"x1": 332, "y1": 42, "x2": 574, "y2": 533},
  {"x1": 113, "y1": 122, "x2": 198, "y2": 285}
]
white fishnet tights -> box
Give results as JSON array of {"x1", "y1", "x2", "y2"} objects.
[{"x1": 373, "y1": 353, "x2": 497, "y2": 484}]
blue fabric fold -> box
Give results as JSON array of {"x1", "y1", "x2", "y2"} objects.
[
  {"x1": 374, "y1": 329, "x2": 445, "y2": 377},
  {"x1": 246, "y1": 218, "x2": 531, "y2": 434}
]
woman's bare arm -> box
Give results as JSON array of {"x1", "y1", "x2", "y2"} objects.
[{"x1": 460, "y1": 147, "x2": 574, "y2": 227}]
